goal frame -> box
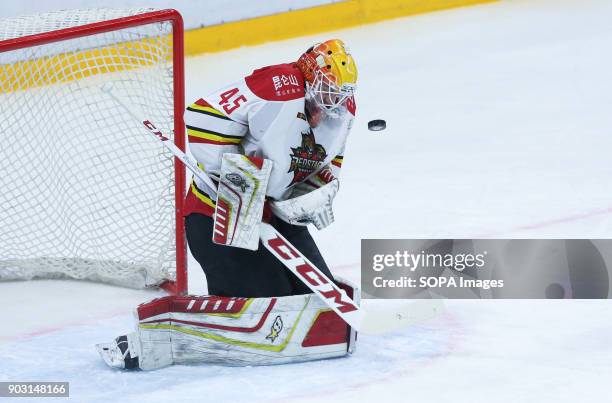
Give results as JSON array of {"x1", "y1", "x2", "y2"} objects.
[{"x1": 0, "y1": 9, "x2": 188, "y2": 295}]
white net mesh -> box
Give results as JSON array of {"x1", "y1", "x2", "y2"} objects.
[{"x1": 0, "y1": 9, "x2": 180, "y2": 289}]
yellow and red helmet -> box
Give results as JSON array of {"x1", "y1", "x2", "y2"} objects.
[{"x1": 297, "y1": 39, "x2": 357, "y2": 117}]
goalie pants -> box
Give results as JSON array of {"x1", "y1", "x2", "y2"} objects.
[{"x1": 185, "y1": 213, "x2": 334, "y2": 297}]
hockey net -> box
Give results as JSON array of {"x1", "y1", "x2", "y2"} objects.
[{"x1": 0, "y1": 9, "x2": 186, "y2": 292}]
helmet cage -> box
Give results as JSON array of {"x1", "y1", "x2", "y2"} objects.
[{"x1": 305, "y1": 70, "x2": 355, "y2": 118}]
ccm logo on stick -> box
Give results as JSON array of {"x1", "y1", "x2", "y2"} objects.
[
  {"x1": 267, "y1": 236, "x2": 358, "y2": 314},
  {"x1": 143, "y1": 120, "x2": 169, "y2": 141}
]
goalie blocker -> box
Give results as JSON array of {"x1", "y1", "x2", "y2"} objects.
[{"x1": 97, "y1": 278, "x2": 358, "y2": 370}]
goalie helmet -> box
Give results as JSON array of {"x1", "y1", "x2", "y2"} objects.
[{"x1": 296, "y1": 39, "x2": 357, "y2": 119}]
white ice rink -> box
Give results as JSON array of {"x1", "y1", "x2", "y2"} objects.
[{"x1": 2, "y1": 0, "x2": 612, "y2": 401}]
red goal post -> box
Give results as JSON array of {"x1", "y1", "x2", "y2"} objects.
[{"x1": 0, "y1": 9, "x2": 188, "y2": 294}]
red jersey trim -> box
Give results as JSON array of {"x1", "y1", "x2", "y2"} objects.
[
  {"x1": 184, "y1": 181, "x2": 215, "y2": 217},
  {"x1": 346, "y1": 96, "x2": 356, "y2": 116},
  {"x1": 188, "y1": 136, "x2": 241, "y2": 146},
  {"x1": 245, "y1": 63, "x2": 305, "y2": 101}
]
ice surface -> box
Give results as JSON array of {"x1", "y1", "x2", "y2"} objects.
[{"x1": 2, "y1": 0, "x2": 612, "y2": 401}]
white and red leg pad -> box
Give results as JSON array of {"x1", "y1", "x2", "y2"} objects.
[{"x1": 130, "y1": 277, "x2": 358, "y2": 370}]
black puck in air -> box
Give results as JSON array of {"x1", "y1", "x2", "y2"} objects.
[{"x1": 368, "y1": 119, "x2": 386, "y2": 131}]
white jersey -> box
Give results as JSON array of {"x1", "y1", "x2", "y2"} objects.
[{"x1": 183, "y1": 62, "x2": 355, "y2": 217}]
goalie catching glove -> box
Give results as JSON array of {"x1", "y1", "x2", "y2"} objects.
[{"x1": 270, "y1": 165, "x2": 339, "y2": 230}]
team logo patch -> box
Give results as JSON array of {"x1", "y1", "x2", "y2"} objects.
[
  {"x1": 288, "y1": 129, "x2": 327, "y2": 186},
  {"x1": 266, "y1": 315, "x2": 284, "y2": 343}
]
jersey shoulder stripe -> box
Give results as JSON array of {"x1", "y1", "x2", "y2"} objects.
[
  {"x1": 191, "y1": 98, "x2": 230, "y2": 118},
  {"x1": 187, "y1": 104, "x2": 232, "y2": 121},
  {"x1": 186, "y1": 125, "x2": 243, "y2": 145},
  {"x1": 185, "y1": 98, "x2": 247, "y2": 145}
]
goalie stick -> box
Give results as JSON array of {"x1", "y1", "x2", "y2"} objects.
[{"x1": 101, "y1": 85, "x2": 364, "y2": 331}]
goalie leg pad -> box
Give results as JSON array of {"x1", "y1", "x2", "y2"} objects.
[{"x1": 100, "y1": 279, "x2": 357, "y2": 370}]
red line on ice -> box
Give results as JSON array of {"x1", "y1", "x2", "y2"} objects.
[
  {"x1": 480, "y1": 206, "x2": 612, "y2": 237},
  {"x1": 0, "y1": 308, "x2": 129, "y2": 342}
]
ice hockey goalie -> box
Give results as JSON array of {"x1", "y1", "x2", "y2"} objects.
[{"x1": 97, "y1": 39, "x2": 359, "y2": 369}]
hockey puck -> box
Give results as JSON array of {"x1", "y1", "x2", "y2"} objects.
[{"x1": 368, "y1": 119, "x2": 386, "y2": 131}]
